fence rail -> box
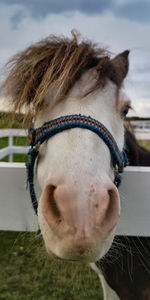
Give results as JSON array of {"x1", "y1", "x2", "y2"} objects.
[
  {"x1": 0, "y1": 129, "x2": 150, "y2": 235},
  {"x1": 134, "y1": 129, "x2": 150, "y2": 140},
  {"x1": 0, "y1": 162, "x2": 150, "y2": 235},
  {"x1": 0, "y1": 129, "x2": 28, "y2": 162},
  {"x1": 131, "y1": 120, "x2": 150, "y2": 129}
]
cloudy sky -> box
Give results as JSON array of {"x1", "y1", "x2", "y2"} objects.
[{"x1": 0, "y1": 0, "x2": 150, "y2": 117}]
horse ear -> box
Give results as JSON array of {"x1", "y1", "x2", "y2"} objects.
[{"x1": 109, "y1": 50, "x2": 130, "y2": 86}]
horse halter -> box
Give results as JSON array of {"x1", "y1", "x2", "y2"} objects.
[{"x1": 26, "y1": 114, "x2": 128, "y2": 215}]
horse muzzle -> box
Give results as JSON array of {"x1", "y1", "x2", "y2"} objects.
[{"x1": 38, "y1": 178, "x2": 120, "y2": 262}]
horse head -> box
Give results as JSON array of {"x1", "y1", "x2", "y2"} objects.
[{"x1": 2, "y1": 33, "x2": 131, "y2": 262}]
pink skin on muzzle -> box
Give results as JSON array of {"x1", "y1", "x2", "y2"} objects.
[{"x1": 39, "y1": 175, "x2": 120, "y2": 261}]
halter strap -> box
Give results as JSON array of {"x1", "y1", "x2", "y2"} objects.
[{"x1": 26, "y1": 114, "x2": 128, "y2": 215}]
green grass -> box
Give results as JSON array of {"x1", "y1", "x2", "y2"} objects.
[
  {"x1": 0, "y1": 231, "x2": 103, "y2": 300},
  {"x1": 0, "y1": 137, "x2": 8, "y2": 148},
  {"x1": 0, "y1": 136, "x2": 28, "y2": 162},
  {"x1": 138, "y1": 140, "x2": 150, "y2": 151},
  {"x1": 0, "y1": 112, "x2": 24, "y2": 128}
]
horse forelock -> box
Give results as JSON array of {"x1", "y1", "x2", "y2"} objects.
[{"x1": 1, "y1": 32, "x2": 129, "y2": 126}]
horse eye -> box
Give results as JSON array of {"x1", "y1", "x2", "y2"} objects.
[{"x1": 121, "y1": 105, "x2": 129, "y2": 117}]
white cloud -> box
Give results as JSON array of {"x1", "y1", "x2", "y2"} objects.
[{"x1": 134, "y1": 103, "x2": 150, "y2": 117}]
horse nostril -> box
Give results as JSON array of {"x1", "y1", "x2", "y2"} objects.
[
  {"x1": 43, "y1": 185, "x2": 62, "y2": 225},
  {"x1": 101, "y1": 189, "x2": 119, "y2": 230}
]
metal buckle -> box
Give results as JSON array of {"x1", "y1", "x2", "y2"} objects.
[
  {"x1": 35, "y1": 227, "x2": 42, "y2": 238},
  {"x1": 33, "y1": 141, "x2": 41, "y2": 152}
]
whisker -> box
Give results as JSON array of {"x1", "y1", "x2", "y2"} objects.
[{"x1": 131, "y1": 237, "x2": 150, "y2": 275}]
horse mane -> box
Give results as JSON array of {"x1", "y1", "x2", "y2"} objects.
[{"x1": 1, "y1": 32, "x2": 125, "y2": 125}]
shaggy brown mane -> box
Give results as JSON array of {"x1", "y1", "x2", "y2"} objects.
[{"x1": 1, "y1": 32, "x2": 124, "y2": 125}]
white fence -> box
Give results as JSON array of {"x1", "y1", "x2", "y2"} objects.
[
  {"x1": 134, "y1": 129, "x2": 150, "y2": 140},
  {"x1": 0, "y1": 129, "x2": 28, "y2": 162},
  {"x1": 0, "y1": 129, "x2": 150, "y2": 235},
  {"x1": 131, "y1": 120, "x2": 150, "y2": 130},
  {"x1": 131, "y1": 120, "x2": 150, "y2": 140}
]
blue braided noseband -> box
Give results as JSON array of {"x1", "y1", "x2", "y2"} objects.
[{"x1": 26, "y1": 114, "x2": 128, "y2": 215}]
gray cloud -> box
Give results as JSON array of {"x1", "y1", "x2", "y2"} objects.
[
  {"x1": 0, "y1": 0, "x2": 112, "y2": 17},
  {"x1": 115, "y1": 2, "x2": 150, "y2": 23},
  {"x1": 10, "y1": 9, "x2": 26, "y2": 29},
  {"x1": 0, "y1": 0, "x2": 150, "y2": 25}
]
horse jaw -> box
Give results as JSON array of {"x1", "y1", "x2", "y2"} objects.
[{"x1": 36, "y1": 76, "x2": 126, "y2": 262}]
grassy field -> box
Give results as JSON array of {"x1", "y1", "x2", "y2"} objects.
[
  {"x1": 0, "y1": 231, "x2": 103, "y2": 300},
  {"x1": 138, "y1": 140, "x2": 150, "y2": 150}
]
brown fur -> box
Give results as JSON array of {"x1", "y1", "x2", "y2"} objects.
[{"x1": 1, "y1": 32, "x2": 129, "y2": 126}]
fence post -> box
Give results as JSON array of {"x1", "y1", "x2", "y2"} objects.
[{"x1": 8, "y1": 135, "x2": 13, "y2": 162}]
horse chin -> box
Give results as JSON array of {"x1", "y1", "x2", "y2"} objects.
[
  {"x1": 45, "y1": 245, "x2": 102, "y2": 262},
  {"x1": 45, "y1": 234, "x2": 114, "y2": 263},
  {"x1": 41, "y1": 215, "x2": 115, "y2": 263}
]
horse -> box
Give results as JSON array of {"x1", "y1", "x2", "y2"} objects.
[
  {"x1": 95, "y1": 127, "x2": 150, "y2": 300},
  {"x1": 2, "y1": 33, "x2": 134, "y2": 299}
]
